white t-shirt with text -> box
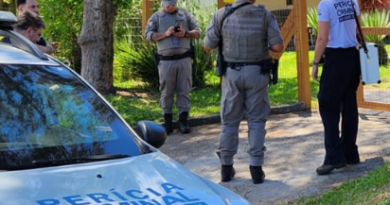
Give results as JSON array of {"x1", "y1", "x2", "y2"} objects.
[{"x1": 317, "y1": 0, "x2": 360, "y2": 48}]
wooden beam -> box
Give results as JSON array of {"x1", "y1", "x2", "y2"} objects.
[
  {"x1": 142, "y1": 0, "x2": 154, "y2": 35},
  {"x1": 362, "y1": 27, "x2": 390, "y2": 35},
  {"x1": 270, "y1": 7, "x2": 295, "y2": 59},
  {"x1": 217, "y1": 0, "x2": 224, "y2": 9},
  {"x1": 294, "y1": 0, "x2": 311, "y2": 110},
  {"x1": 356, "y1": 83, "x2": 364, "y2": 107},
  {"x1": 358, "y1": 101, "x2": 390, "y2": 111}
]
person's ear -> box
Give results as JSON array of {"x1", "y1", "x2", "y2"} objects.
[
  {"x1": 25, "y1": 27, "x2": 34, "y2": 36},
  {"x1": 17, "y1": 5, "x2": 24, "y2": 13}
]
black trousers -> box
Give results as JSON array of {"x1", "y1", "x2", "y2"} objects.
[{"x1": 318, "y1": 47, "x2": 361, "y2": 165}]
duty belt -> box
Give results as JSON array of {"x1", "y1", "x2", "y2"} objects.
[
  {"x1": 227, "y1": 62, "x2": 262, "y2": 68},
  {"x1": 227, "y1": 61, "x2": 271, "y2": 75},
  {"x1": 159, "y1": 51, "x2": 191, "y2": 61}
]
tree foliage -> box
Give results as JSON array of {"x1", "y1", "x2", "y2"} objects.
[
  {"x1": 40, "y1": 0, "x2": 83, "y2": 72},
  {"x1": 39, "y1": 0, "x2": 133, "y2": 73}
]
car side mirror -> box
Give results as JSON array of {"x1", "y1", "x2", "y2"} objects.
[{"x1": 134, "y1": 121, "x2": 167, "y2": 148}]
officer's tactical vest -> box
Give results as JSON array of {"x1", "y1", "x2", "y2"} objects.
[
  {"x1": 155, "y1": 9, "x2": 191, "y2": 51},
  {"x1": 222, "y1": 5, "x2": 269, "y2": 62}
]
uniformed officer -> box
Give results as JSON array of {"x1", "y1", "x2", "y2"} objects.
[
  {"x1": 203, "y1": 0, "x2": 283, "y2": 184},
  {"x1": 312, "y1": 0, "x2": 361, "y2": 175},
  {"x1": 144, "y1": 0, "x2": 200, "y2": 135}
]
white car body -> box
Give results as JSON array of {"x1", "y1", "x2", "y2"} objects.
[
  {"x1": 0, "y1": 11, "x2": 251, "y2": 205},
  {"x1": 1, "y1": 152, "x2": 250, "y2": 205}
]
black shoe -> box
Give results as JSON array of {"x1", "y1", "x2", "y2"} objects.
[
  {"x1": 163, "y1": 113, "x2": 173, "y2": 134},
  {"x1": 179, "y1": 112, "x2": 191, "y2": 134},
  {"x1": 249, "y1": 166, "x2": 265, "y2": 184},
  {"x1": 221, "y1": 165, "x2": 235, "y2": 182},
  {"x1": 316, "y1": 163, "x2": 346, "y2": 175}
]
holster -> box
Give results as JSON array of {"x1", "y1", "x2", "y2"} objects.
[
  {"x1": 270, "y1": 59, "x2": 279, "y2": 85},
  {"x1": 152, "y1": 50, "x2": 160, "y2": 66},
  {"x1": 190, "y1": 41, "x2": 195, "y2": 59},
  {"x1": 258, "y1": 58, "x2": 279, "y2": 85},
  {"x1": 216, "y1": 53, "x2": 227, "y2": 77}
]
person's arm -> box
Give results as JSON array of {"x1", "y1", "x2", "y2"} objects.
[
  {"x1": 312, "y1": 21, "x2": 329, "y2": 82},
  {"x1": 203, "y1": 10, "x2": 223, "y2": 51},
  {"x1": 174, "y1": 28, "x2": 199, "y2": 39},
  {"x1": 270, "y1": 43, "x2": 283, "y2": 52},
  {"x1": 145, "y1": 12, "x2": 175, "y2": 42},
  {"x1": 152, "y1": 27, "x2": 175, "y2": 42},
  {"x1": 265, "y1": 10, "x2": 284, "y2": 53},
  {"x1": 36, "y1": 37, "x2": 54, "y2": 54},
  {"x1": 177, "y1": 11, "x2": 200, "y2": 40},
  {"x1": 203, "y1": 45, "x2": 214, "y2": 51},
  {"x1": 37, "y1": 43, "x2": 53, "y2": 54}
]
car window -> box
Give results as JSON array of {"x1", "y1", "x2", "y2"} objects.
[{"x1": 0, "y1": 64, "x2": 143, "y2": 170}]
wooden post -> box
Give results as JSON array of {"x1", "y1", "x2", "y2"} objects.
[
  {"x1": 356, "y1": 0, "x2": 365, "y2": 105},
  {"x1": 142, "y1": 0, "x2": 155, "y2": 35},
  {"x1": 294, "y1": 0, "x2": 311, "y2": 110},
  {"x1": 217, "y1": 0, "x2": 224, "y2": 8}
]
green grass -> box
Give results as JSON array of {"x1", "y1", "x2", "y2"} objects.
[{"x1": 286, "y1": 163, "x2": 390, "y2": 205}]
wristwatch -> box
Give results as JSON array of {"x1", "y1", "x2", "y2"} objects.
[
  {"x1": 312, "y1": 60, "x2": 319, "y2": 66},
  {"x1": 184, "y1": 30, "x2": 189, "y2": 38}
]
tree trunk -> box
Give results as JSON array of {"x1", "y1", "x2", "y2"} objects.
[{"x1": 78, "y1": 0, "x2": 116, "y2": 95}]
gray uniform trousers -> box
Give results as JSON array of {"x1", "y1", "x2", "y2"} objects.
[
  {"x1": 158, "y1": 57, "x2": 192, "y2": 114},
  {"x1": 217, "y1": 65, "x2": 270, "y2": 166}
]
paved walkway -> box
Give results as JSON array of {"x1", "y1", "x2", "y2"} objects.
[{"x1": 159, "y1": 110, "x2": 390, "y2": 205}]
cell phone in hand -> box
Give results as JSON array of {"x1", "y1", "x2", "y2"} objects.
[{"x1": 174, "y1": 26, "x2": 180, "y2": 32}]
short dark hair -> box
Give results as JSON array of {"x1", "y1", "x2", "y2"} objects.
[
  {"x1": 17, "y1": 0, "x2": 26, "y2": 7},
  {"x1": 13, "y1": 10, "x2": 45, "y2": 31}
]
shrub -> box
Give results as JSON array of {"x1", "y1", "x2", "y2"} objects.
[
  {"x1": 114, "y1": 0, "x2": 216, "y2": 89},
  {"x1": 307, "y1": 7, "x2": 318, "y2": 37},
  {"x1": 115, "y1": 37, "x2": 159, "y2": 90}
]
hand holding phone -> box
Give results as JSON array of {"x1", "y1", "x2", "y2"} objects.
[{"x1": 174, "y1": 26, "x2": 180, "y2": 33}]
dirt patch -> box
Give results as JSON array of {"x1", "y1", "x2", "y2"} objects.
[{"x1": 159, "y1": 110, "x2": 390, "y2": 205}]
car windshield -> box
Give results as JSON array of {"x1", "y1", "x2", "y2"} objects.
[{"x1": 0, "y1": 64, "x2": 144, "y2": 170}]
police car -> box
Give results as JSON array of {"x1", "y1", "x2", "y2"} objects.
[{"x1": 0, "y1": 11, "x2": 250, "y2": 205}]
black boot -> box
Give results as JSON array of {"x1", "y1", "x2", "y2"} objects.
[
  {"x1": 249, "y1": 165, "x2": 265, "y2": 184},
  {"x1": 221, "y1": 165, "x2": 235, "y2": 182},
  {"x1": 178, "y1": 112, "x2": 191, "y2": 134},
  {"x1": 163, "y1": 113, "x2": 173, "y2": 134}
]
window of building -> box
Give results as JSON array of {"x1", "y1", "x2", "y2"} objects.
[{"x1": 286, "y1": 0, "x2": 293, "y2": 6}]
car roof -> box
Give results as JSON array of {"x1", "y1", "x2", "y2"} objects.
[
  {"x1": 0, "y1": 11, "x2": 60, "y2": 66},
  {"x1": 0, "y1": 42, "x2": 59, "y2": 66}
]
